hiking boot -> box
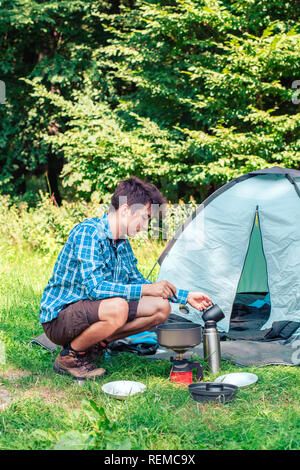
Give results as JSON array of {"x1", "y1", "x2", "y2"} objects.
[
  {"x1": 86, "y1": 341, "x2": 107, "y2": 362},
  {"x1": 53, "y1": 345, "x2": 106, "y2": 380}
]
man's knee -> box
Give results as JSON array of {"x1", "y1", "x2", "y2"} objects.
[
  {"x1": 153, "y1": 299, "x2": 171, "y2": 325},
  {"x1": 98, "y1": 297, "x2": 129, "y2": 329}
]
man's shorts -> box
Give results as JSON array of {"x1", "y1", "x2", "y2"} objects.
[{"x1": 42, "y1": 299, "x2": 139, "y2": 347}]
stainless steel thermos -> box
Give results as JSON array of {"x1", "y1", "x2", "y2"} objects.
[
  {"x1": 203, "y1": 320, "x2": 221, "y2": 373},
  {"x1": 202, "y1": 304, "x2": 225, "y2": 374},
  {"x1": 178, "y1": 301, "x2": 225, "y2": 374}
]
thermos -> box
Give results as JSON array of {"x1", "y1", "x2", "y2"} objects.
[
  {"x1": 203, "y1": 320, "x2": 221, "y2": 373},
  {"x1": 177, "y1": 299, "x2": 225, "y2": 374},
  {"x1": 202, "y1": 304, "x2": 225, "y2": 374}
]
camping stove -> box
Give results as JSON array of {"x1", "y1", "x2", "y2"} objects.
[
  {"x1": 156, "y1": 322, "x2": 203, "y2": 386},
  {"x1": 170, "y1": 354, "x2": 203, "y2": 386}
]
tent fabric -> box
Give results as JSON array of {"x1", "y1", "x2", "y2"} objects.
[
  {"x1": 157, "y1": 169, "x2": 300, "y2": 335},
  {"x1": 157, "y1": 168, "x2": 300, "y2": 266},
  {"x1": 237, "y1": 208, "x2": 268, "y2": 293},
  {"x1": 29, "y1": 333, "x2": 58, "y2": 353}
]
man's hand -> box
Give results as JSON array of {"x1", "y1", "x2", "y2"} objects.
[
  {"x1": 142, "y1": 280, "x2": 177, "y2": 299},
  {"x1": 187, "y1": 292, "x2": 212, "y2": 311}
]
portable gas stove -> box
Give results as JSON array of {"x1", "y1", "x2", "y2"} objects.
[
  {"x1": 156, "y1": 323, "x2": 203, "y2": 386},
  {"x1": 170, "y1": 354, "x2": 203, "y2": 385}
]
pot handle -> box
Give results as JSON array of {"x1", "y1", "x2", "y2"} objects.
[{"x1": 205, "y1": 383, "x2": 224, "y2": 391}]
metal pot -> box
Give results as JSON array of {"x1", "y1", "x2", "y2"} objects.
[{"x1": 156, "y1": 322, "x2": 202, "y2": 353}]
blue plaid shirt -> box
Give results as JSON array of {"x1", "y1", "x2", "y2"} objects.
[{"x1": 39, "y1": 213, "x2": 189, "y2": 324}]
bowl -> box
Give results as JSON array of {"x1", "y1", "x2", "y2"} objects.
[
  {"x1": 101, "y1": 380, "x2": 146, "y2": 400},
  {"x1": 214, "y1": 372, "x2": 258, "y2": 388}
]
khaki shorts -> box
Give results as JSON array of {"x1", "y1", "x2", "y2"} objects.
[{"x1": 42, "y1": 299, "x2": 139, "y2": 346}]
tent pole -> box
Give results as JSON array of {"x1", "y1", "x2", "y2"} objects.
[
  {"x1": 146, "y1": 260, "x2": 159, "y2": 281},
  {"x1": 285, "y1": 174, "x2": 300, "y2": 199}
]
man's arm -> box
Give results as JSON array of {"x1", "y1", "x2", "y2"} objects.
[
  {"x1": 141, "y1": 282, "x2": 189, "y2": 305},
  {"x1": 74, "y1": 227, "x2": 144, "y2": 301},
  {"x1": 142, "y1": 281, "x2": 212, "y2": 311},
  {"x1": 128, "y1": 246, "x2": 189, "y2": 304}
]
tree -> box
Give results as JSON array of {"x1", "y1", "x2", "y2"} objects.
[
  {"x1": 0, "y1": 0, "x2": 115, "y2": 201},
  {"x1": 1, "y1": 0, "x2": 300, "y2": 202}
]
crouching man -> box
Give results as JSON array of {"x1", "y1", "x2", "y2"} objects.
[{"x1": 39, "y1": 177, "x2": 212, "y2": 380}]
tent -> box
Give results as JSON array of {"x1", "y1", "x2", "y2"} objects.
[{"x1": 157, "y1": 167, "x2": 300, "y2": 338}]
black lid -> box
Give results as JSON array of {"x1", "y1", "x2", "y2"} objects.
[
  {"x1": 204, "y1": 320, "x2": 216, "y2": 328},
  {"x1": 189, "y1": 382, "x2": 238, "y2": 403}
]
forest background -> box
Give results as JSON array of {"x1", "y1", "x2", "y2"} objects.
[{"x1": 0, "y1": 0, "x2": 299, "y2": 211}]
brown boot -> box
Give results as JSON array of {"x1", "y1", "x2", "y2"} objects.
[
  {"x1": 53, "y1": 345, "x2": 106, "y2": 380},
  {"x1": 86, "y1": 341, "x2": 107, "y2": 363}
]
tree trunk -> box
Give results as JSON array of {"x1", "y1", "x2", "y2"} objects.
[{"x1": 46, "y1": 151, "x2": 64, "y2": 206}]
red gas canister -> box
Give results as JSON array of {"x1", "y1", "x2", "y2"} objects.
[{"x1": 170, "y1": 358, "x2": 203, "y2": 386}]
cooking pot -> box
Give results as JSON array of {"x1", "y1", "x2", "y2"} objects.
[{"x1": 156, "y1": 322, "x2": 202, "y2": 354}]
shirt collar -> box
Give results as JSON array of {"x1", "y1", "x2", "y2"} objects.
[
  {"x1": 101, "y1": 213, "x2": 114, "y2": 239},
  {"x1": 101, "y1": 213, "x2": 127, "y2": 245}
]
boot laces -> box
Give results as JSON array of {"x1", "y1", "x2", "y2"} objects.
[{"x1": 74, "y1": 351, "x2": 95, "y2": 371}]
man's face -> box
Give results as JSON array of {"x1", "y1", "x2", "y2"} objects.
[{"x1": 126, "y1": 203, "x2": 151, "y2": 238}]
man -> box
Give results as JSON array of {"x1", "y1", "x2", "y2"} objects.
[{"x1": 39, "y1": 177, "x2": 212, "y2": 379}]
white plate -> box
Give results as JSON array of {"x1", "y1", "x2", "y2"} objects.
[
  {"x1": 214, "y1": 372, "x2": 258, "y2": 388},
  {"x1": 102, "y1": 380, "x2": 146, "y2": 400}
]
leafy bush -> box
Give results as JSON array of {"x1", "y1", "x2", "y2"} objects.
[
  {"x1": 0, "y1": 193, "x2": 197, "y2": 255},
  {"x1": 0, "y1": 192, "x2": 107, "y2": 255}
]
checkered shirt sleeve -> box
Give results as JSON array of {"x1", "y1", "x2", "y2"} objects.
[{"x1": 74, "y1": 227, "x2": 143, "y2": 302}]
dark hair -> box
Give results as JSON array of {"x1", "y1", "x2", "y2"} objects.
[{"x1": 110, "y1": 177, "x2": 166, "y2": 214}]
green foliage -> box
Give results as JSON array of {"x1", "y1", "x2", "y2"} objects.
[
  {"x1": 0, "y1": 192, "x2": 107, "y2": 255},
  {"x1": 30, "y1": 400, "x2": 131, "y2": 450},
  {"x1": 94, "y1": 0, "x2": 300, "y2": 191},
  {"x1": 1, "y1": 0, "x2": 300, "y2": 201},
  {"x1": 0, "y1": 193, "x2": 196, "y2": 256},
  {"x1": 0, "y1": 0, "x2": 114, "y2": 195}
]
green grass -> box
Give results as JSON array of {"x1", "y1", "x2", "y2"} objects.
[{"x1": 1, "y1": 243, "x2": 300, "y2": 450}]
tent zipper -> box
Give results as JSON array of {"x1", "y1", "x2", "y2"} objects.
[
  {"x1": 255, "y1": 205, "x2": 271, "y2": 305},
  {"x1": 255, "y1": 206, "x2": 259, "y2": 227}
]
